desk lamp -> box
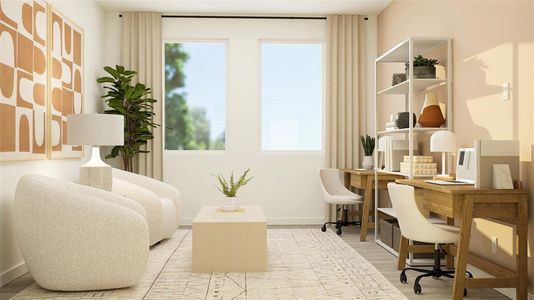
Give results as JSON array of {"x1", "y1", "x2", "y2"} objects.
[
  {"x1": 67, "y1": 114, "x2": 124, "y2": 191},
  {"x1": 430, "y1": 130, "x2": 457, "y2": 180}
]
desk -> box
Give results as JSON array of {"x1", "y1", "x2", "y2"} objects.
[
  {"x1": 343, "y1": 169, "x2": 404, "y2": 241},
  {"x1": 396, "y1": 179, "x2": 528, "y2": 300}
]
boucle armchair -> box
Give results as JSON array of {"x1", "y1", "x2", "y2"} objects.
[
  {"x1": 14, "y1": 174, "x2": 149, "y2": 291},
  {"x1": 112, "y1": 168, "x2": 182, "y2": 245}
]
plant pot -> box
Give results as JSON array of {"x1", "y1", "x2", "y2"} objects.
[
  {"x1": 394, "y1": 112, "x2": 417, "y2": 129},
  {"x1": 405, "y1": 64, "x2": 436, "y2": 79},
  {"x1": 362, "y1": 156, "x2": 374, "y2": 170},
  {"x1": 221, "y1": 196, "x2": 239, "y2": 212}
]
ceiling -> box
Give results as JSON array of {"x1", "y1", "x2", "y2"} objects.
[{"x1": 95, "y1": 0, "x2": 391, "y2": 16}]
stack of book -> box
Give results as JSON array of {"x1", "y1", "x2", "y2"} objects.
[{"x1": 385, "y1": 122, "x2": 397, "y2": 131}]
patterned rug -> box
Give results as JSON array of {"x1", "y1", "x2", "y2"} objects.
[{"x1": 12, "y1": 229, "x2": 407, "y2": 299}]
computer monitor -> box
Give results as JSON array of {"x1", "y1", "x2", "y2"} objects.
[
  {"x1": 456, "y1": 148, "x2": 476, "y2": 184},
  {"x1": 474, "y1": 140, "x2": 519, "y2": 188}
]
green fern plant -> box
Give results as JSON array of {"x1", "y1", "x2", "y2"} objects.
[
  {"x1": 360, "y1": 135, "x2": 376, "y2": 156},
  {"x1": 215, "y1": 169, "x2": 253, "y2": 197}
]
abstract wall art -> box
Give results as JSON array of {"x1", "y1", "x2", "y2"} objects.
[
  {"x1": 0, "y1": 0, "x2": 84, "y2": 161},
  {"x1": 48, "y1": 7, "x2": 83, "y2": 159},
  {"x1": 0, "y1": 0, "x2": 48, "y2": 161}
]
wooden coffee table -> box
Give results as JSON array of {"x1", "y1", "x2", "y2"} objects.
[{"x1": 192, "y1": 206, "x2": 267, "y2": 272}]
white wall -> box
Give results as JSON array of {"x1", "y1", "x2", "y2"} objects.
[
  {"x1": 161, "y1": 18, "x2": 326, "y2": 225},
  {"x1": 0, "y1": 0, "x2": 107, "y2": 286}
]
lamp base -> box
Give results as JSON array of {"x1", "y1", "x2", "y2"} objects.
[
  {"x1": 80, "y1": 165, "x2": 112, "y2": 191},
  {"x1": 79, "y1": 146, "x2": 113, "y2": 191}
]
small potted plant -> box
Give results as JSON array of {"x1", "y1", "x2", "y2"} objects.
[
  {"x1": 214, "y1": 169, "x2": 253, "y2": 211},
  {"x1": 360, "y1": 135, "x2": 375, "y2": 170},
  {"x1": 405, "y1": 55, "x2": 439, "y2": 78}
]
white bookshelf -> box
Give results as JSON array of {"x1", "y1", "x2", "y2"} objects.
[{"x1": 373, "y1": 37, "x2": 453, "y2": 266}]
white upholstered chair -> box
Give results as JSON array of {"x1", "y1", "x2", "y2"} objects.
[
  {"x1": 14, "y1": 174, "x2": 149, "y2": 291},
  {"x1": 318, "y1": 168, "x2": 363, "y2": 235},
  {"x1": 387, "y1": 182, "x2": 472, "y2": 296},
  {"x1": 112, "y1": 168, "x2": 182, "y2": 245}
]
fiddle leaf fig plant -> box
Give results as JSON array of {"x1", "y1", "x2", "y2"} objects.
[{"x1": 97, "y1": 65, "x2": 159, "y2": 172}]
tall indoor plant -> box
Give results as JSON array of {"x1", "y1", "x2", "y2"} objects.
[{"x1": 97, "y1": 65, "x2": 159, "y2": 172}]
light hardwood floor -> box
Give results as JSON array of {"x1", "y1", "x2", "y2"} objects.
[{"x1": 0, "y1": 225, "x2": 509, "y2": 300}]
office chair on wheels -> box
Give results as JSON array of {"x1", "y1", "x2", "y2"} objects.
[
  {"x1": 318, "y1": 169, "x2": 363, "y2": 235},
  {"x1": 388, "y1": 183, "x2": 473, "y2": 296}
]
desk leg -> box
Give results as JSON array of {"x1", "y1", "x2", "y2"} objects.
[
  {"x1": 446, "y1": 217, "x2": 455, "y2": 269},
  {"x1": 452, "y1": 195, "x2": 474, "y2": 300},
  {"x1": 517, "y1": 196, "x2": 528, "y2": 300},
  {"x1": 397, "y1": 235, "x2": 409, "y2": 270},
  {"x1": 359, "y1": 175, "x2": 373, "y2": 241}
]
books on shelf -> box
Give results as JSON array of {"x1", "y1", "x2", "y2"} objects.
[{"x1": 385, "y1": 122, "x2": 397, "y2": 132}]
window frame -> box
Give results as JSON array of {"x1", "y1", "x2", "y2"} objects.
[
  {"x1": 258, "y1": 39, "x2": 326, "y2": 154},
  {"x1": 161, "y1": 39, "x2": 230, "y2": 153}
]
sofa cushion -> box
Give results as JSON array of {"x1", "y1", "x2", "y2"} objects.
[{"x1": 160, "y1": 197, "x2": 177, "y2": 239}]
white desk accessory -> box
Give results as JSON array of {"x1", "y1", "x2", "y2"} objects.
[
  {"x1": 474, "y1": 140, "x2": 519, "y2": 189},
  {"x1": 492, "y1": 164, "x2": 514, "y2": 189}
]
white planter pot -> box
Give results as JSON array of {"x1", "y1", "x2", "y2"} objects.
[
  {"x1": 221, "y1": 196, "x2": 239, "y2": 212},
  {"x1": 362, "y1": 156, "x2": 374, "y2": 170}
]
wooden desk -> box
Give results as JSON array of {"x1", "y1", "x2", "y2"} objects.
[
  {"x1": 397, "y1": 179, "x2": 528, "y2": 300},
  {"x1": 343, "y1": 169, "x2": 404, "y2": 241}
]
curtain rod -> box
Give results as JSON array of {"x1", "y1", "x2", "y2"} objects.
[{"x1": 160, "y1": 15, "x2": 326, "y2": 20}]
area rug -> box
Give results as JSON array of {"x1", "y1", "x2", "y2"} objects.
[{"x1": 12, "y1": 228, "x2": 407, "y2": 299}]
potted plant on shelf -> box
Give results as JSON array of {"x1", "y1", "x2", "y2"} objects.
[
  {"x1": 406, "y1": 55, "x2": 439, "y2": 79},
  {"x1": 97, "y1": 65, "x2": 159, "y2": 172},
  {"x1": 214, "y1": 169, "x2": 253, "y2": 211},
  {"x1": 360, "y1": 135, "x2": 375, "y2": 170}
]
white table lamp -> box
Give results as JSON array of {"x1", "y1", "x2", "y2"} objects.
[
  {"x1": 430, "y1": 131, "x2": 457, "y2": 177},
  {"x1": 67, "y1": 114, "x2": 124, "y2": 191}
]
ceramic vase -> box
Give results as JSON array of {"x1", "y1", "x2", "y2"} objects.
[
  {"x1": 418, "y1": 93, "x2": 445, "y2": 127},
  {"x1": 221, "y1": 196, "x2": 239, "y2": 212},
  {"x1": 362, "y1": 156, "x2": 374, "y2": 170},
  {"x1": 394, "y1": 112, "x2": 417, "y2": 129}
]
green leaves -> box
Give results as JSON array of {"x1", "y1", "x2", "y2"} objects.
[
  {"x1": 360, "y1": 135, "x2": 375, "y2": 156},
  {"x1": 214, "y1": 169, "x2": 253, "y2": 197},
  {"x1": 96, "y1": 65, "x2": 160, "y2": 171},
  {"x1": 413, "y1": 55, "x2": 439, "y2": 67}
]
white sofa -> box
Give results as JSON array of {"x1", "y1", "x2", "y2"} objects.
[
  {"x1": 14, "y1": 174, "x2": 149, "y2": 291},
  {"x1": 112, "y1": 168, "x2": 182, "y2": 245}
]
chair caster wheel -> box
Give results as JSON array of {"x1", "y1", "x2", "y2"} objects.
[
  {"x1": 414, "y1": 283, "x2": 422, "y2": 294},
  {"x1": 464, "y1": 288, "x2": 468, "y2": 296},
  {"x1": 321, "y1": 225, "x2": 326, "y2": 232},
  {"x1": 336, "y1": 229, "x2": 342, "y2": 235},
  {"x1": 400, "y1": 272, "x2": 407, "y2": 284}
]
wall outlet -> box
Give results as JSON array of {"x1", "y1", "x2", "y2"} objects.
[
  {"x1": 491, "y1": 237, "x2": 498, "y2": 253},
  {"x1": 502, "y1": 83, "x2": 510, "y2": 101}
]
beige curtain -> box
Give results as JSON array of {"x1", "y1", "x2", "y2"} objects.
[
  {"x1": 325, "y1": 15, "x2": 367, "y2": 220},
  {"x1": 121, "y1": 12, "x2": 163, "y2": 180}
]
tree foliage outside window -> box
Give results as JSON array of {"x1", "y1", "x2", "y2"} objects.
[{"x1": 164, "y1": 43, "x2": 225, "y2": 150}]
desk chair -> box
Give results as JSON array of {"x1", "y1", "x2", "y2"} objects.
[
  {"x1": 387, "y1": 183, "x2": 473, "y2": 296},
  {"x1": 318, "y1": 169, "x2": 363, "y2": 235}
]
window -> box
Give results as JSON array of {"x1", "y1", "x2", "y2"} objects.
[
  {"x1": 164, "y1": 42, "x2": 226, "y2": 150},
  {"x1": 261, "y1": 42, "x2": 323, "y2": 151}
]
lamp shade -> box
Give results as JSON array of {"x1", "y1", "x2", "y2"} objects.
[
  {"x1": 430, "y1": 130, "x2": 457, "y2": 153},
  {"x1": 67, "y1": 114, "x2": 124, "y2": 146}
]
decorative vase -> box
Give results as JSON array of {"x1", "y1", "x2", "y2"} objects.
[
  {"x1": 392, "y1": 73, "x2": 407, "y2": 85},
  {"x1": 418, "y1": 93, "x2": 445, "y2": 128},
  {"x1": 221, "y1": 196, "x2": 239, "y2": 212},
  {"x1": 394, "y1": 112, "x2": 417, "y2": 129},
  {"x1": 362, "y1": 156, "x2": 374, "y2": 170}
]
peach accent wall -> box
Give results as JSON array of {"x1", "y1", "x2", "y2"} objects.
[{"x1": 378, "y1": 0, "x2": 534, "y2": 293}]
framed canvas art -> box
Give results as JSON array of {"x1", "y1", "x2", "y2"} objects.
[
  {"x1": 48, "y1": 6, "x2": 84, "y2": 159},
  {"x1": 0, "y1": 0, "x2": 48, "y2": 161}
]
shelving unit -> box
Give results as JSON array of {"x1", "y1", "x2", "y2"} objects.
[{"x1": 373, "y1": 37, "x2": 453, "y2": 266}]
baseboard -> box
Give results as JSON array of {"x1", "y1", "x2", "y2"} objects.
[
  {"x1": 181, "y1": 216, "x2": 324, "y2": 226},
  {"x1": 0, "y1": 262, "x2": 27, "y2": 287},
  {"x1": 467, "y1": 264, "x2": 516, "y2": 299}
]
